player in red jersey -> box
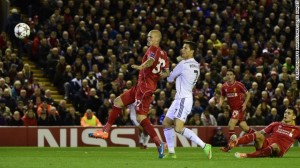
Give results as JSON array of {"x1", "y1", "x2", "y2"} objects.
[
  {"x1": 229, "y1": 106, "x2": 300, "y2": 158},
  {"x1": 218, "y1": 69, "x2": 255, "y2": 152},
  {"x1": 89, "y1": 30, "x2": 170, "y2": 158}
]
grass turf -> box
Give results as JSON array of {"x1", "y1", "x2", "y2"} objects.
[{"x1": 0, "y1": 147, "x2": 299, "y2": 168}]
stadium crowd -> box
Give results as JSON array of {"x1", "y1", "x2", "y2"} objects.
[{"x1": 0, "y1": 0, "x2": 299, "y2": 127}]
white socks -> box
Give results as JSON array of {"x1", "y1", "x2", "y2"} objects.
[
  {"x1": 163, "y1": 128, "x2": 175, "y2": 154},
  {"x1": 181, "y1": 128, "x2": 206, "y2": 149},
  {"x1": 164, "y1": 127, "x2": 206, "y2": 153},
  {"x1": 139, "y1": 132, "x2": 150, "y2": 146}
]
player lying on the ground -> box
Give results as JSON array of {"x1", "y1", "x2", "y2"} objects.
[{"x1": 228, "y1": 106, "x2": 300, "y2": 158}]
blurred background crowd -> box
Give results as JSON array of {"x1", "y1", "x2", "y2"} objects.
[{"x1": 0, "y1": 0, "x2": 299, "y2": 127}]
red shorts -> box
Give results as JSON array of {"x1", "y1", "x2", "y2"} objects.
[
  {"x1": 230, "y1": 109, "x2": 245, "y2": 121},
  {"x1": 258, "y1": 138, "x2": 284, "y2": 157},
  {"x1": 120, "y1": 85, "x2": 154, "y2": 115}
]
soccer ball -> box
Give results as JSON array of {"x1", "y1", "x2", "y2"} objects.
[{"x1": 14, "y1": 23, "x2": 30, "y2": 39}]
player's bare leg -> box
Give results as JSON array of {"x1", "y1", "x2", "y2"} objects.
[
  {"x1": 221, "y1": 118, "x2": 238, "y2": 152},
  {"x1": 239, "y1": 121, "x2": 255, "y2": 134}
]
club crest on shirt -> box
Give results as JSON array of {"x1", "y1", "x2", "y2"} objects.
[{"x1": 289, "y1": 129, "x2": 295, "y2": 137}]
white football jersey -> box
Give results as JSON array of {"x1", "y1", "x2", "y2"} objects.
[{"x1": 167, "y1": 58, "x2": 199, "y2": 99}]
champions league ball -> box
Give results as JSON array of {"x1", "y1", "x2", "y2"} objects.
[{"x1": 14, "y1": 23, "x2": 30, "y2": 39}]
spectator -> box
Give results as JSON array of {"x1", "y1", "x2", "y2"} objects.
[
  {"x1": 270, "y1": 97, "x2": 280, "y2": 110},
  {"x1": 80, "y1": 109, "x2": 102, "y2": 127},
  {"x1": 85, "y1": 88, "x2": 101, "y2": 112},
  {"x1": 56, "y1": 100, "x2": 68, "y2": 121},
  {"x1": 201, "y1": 108, "x2": 217, "y2": 126},
  {"x1": 265, "y1": 108, "x2": 281, "y2": 125},
  {"x1": 37, "y1": 111, "x2": 49, "y2": 126},
  {"x1": 9, "y1": 111, "x2": 23, "y2": 126},
  {"x1": 212, "y1": 127, "x2": 228, "y2": 147},
  {"x1": 278, "y1": 98, "x2": 290, "y2": 120},
  {"x1": 48, "y1": 106, "x2": 61, "y2": 126},
  {"x1": 17, "y1": 89, "x2": 28, "y2": 105},
  {"x1": 248, "y1": 108, "x2": 266, "y2": 126},
  {"x1": 53, "y1": 56, "x2": 67, "y2": 87},
  {"x1": 11, "y1": 80, "x2": 22, "y2": 100},
  {"x1": 190, "y1": 99, "x2": 204, "y2": 120},
  {"x1": 217, "y1": 109, "x2": 231, "y2": 126},
  {"x1": 44, "y1": 89, "x2": 56, "y2": 106},
  {"x1": 14, "y1": 101, "x2": 26, "y2": 117},
  {"x1": 207, "y1": 98, "x2": 220, "y2": 120},
  {"x1": 97, "y1": 98, "x2": 111, "y2": 124},
  {"x1": 36, "y1": 101, "x2": 52, "y2": 117},
  {"x1": 64, "y1": 106, "x2": 80, "y2": 126},
  {"x1": 6, "y1": 0, "x2": 298, "y2": 127},
  {"x1": 188, "y1": 113, "x2": 202, "y2": 126},
  {"x1": 22, "y1": 110, "x2": 37, "y2": 126},
  {"x1": 0, "y1": 98, "x2": 11, "y2": 116},
  {"x1": 2, "y1": 88, "x2": 16, "y2": 111},
  {"x1": 257, "y1": 100, "x2": 271, "y2": 118}
]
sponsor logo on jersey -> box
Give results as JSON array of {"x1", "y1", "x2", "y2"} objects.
[{"x1": 226, "y1": 93, "x2": 237, "y2": 97}]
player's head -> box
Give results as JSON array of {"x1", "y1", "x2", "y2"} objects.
[
  {"x1": 181, "y1": 40, "x2": 197, "y2": 59},
  {"x1": 226, "y1": 69, "x2": 236, "y2": 82},
  {"x1": 147, "y1": 30, "x2": 161, "y2": 47},
  {"x1": 283, "y1": 106, "x2": 297, "y2": 124}
]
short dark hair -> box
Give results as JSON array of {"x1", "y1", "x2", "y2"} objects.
[
  {"x1": 183, "y1": 40, "x2": 197, "y2": 52},
  {"x1": 226, "y1": 69, "x2": 235, "y2": 75},
  {"x1": 287, "y1": 106, "x2": 297, "y2": 116}
]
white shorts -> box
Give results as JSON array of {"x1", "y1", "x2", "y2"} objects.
[
  {"x1": 166, "y1": 97, "x2": 193, "y2": 122},
  {"x1": 129, "y1": 104, "x2": 139, "y2": 126}
]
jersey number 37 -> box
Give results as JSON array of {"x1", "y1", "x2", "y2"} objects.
[{"x1": 152, "y1": 57, "x2": 166, "y2": 74}]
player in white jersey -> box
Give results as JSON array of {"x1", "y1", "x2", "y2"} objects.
[
  {"x1": 128, "y1": 104, "x2": 149, "y2": 149},
  {"x1": 162, "y1": 41, "x2": 212, "y2": 159}
]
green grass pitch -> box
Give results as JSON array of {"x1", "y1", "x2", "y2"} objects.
[{"x1": 0, "y1": 147, "x2": 299, "y2": 168}]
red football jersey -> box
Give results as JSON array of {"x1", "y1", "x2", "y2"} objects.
[
  {"x1": 263, "y1": 122, "x2": 300, "y2": 154},
  {"x1": 138, "y1": 45, "x2": 169, "y2": 91},
  {"x1": 221, "y1": 81, "x2": 247, "y2": 110}
]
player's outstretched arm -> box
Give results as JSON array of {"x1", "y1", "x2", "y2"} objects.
[{"x1": 131, "y1": 58, "x2": 154, "y2": 71}]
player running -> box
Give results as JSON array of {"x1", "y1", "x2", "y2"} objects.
[{"x1": 218, "y1": 69, "x2": 255, "y2": 152}]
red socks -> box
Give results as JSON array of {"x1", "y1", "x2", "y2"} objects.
[
  {"x1": 103, "y1": 106, "x2": 122, "y2": 132},
  {"x1": 140, "y1": 118, "x2": 161, "y2": 146},
  {"x1": 237, "y1": 133, "x2": 256, "y2": 145},
  {"x1": 247, "y1": 128, "x2": 255, "y2": 134},
  {"x1": 247, "y1": 146, "x2": 273, "y2": 158}
]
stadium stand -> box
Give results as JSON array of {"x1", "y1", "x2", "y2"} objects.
[{"x1": 0, "y1": 0, "x2": 299, "y2": 127}]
